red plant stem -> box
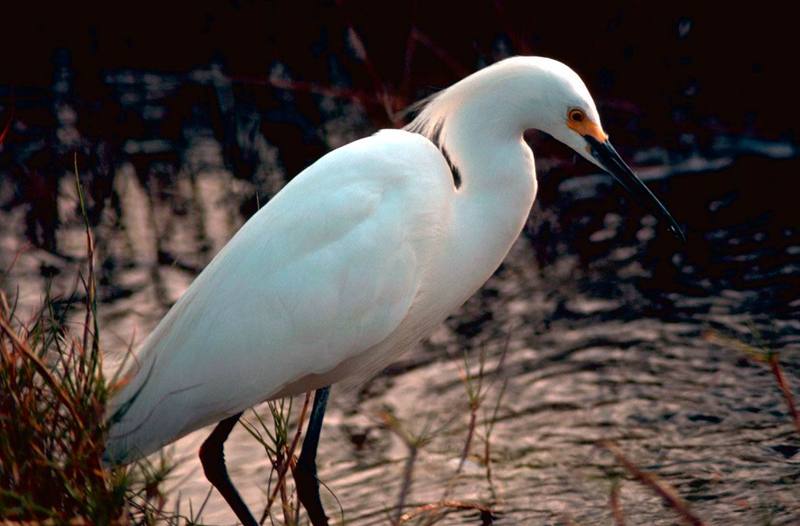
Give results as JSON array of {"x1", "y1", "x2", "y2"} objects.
[
  {"x1": 600, "y1": 440, "x2": 706, "y2": 526},
  {"x1": 457, "y1": 408, "x2": 477, "y2": 473},
  {"x1": 259, "y1": 391, "x2": 313, "y2": 525},
  {"x1": 610, "y1": 481, "x2": 626, "y2": 526},
  {"x1": 0, "y1": 105, "x2": 13, "y2": 145},
  {"x1": 768, "y1": 353, "x2": 800, "y2": 436},
  {"x1": 407, "y1": 28, "x2": 469, "y2": 78}
]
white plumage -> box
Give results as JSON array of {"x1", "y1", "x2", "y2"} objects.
[{"x1": 106, "y1": 56, "x2": 680, "y2": 463}]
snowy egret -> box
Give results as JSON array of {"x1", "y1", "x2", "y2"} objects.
[{"x1": 105, "y1": 56, "x2": 683, "y2": 525}]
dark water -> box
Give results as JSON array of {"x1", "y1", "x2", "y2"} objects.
[{"x1": 1, "y1": 68, "x2": 798, "y2": 525}]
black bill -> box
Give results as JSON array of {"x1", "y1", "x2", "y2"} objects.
[{"x1": 585, "y1": 135, "x2": 685, "y2": 242}]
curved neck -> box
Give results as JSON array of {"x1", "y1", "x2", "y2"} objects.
[
  {"x1": 425, "y1": 101, "x2": 538, "y2": 307},
  {"x1": 405, "y1": 64, "x2": 545, "y2": 306},
  {"x1": 446, "y1": 128, "x2": 537, "y2": 294}
]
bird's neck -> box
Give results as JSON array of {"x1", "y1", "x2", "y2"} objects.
[
  {"x1": 436, "y1": 103, "x2": 538, "y2": 304},
  {"x1": 410, "y1": 69, "x2": 539, "y2": 229},
  {"x1": 406, "y1": 72, "x2": 541, "y2": 305}
]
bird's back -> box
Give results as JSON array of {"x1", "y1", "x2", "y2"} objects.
[{"x1": 105, "y1": 130, "x2": 456, "y2": 463}]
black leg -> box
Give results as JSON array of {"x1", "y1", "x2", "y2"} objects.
[
  {"x1": 294, "y1": 386, "x2": 331, "y2": 526},
  {"x1": 199, "y1": 412, "x2": 257, "y2": 526}
]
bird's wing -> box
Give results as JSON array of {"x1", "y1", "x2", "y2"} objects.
[{"x1": 108, "y1": 130, "x2": 454, "y2": 459}]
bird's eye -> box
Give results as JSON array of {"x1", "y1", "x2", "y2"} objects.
[{"x1": 568, "y1": 109, "x2": 585, "y2": 122}]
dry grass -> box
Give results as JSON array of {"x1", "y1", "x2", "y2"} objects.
[
  {"x1": 241, "y1": 392, "x2": 316, "y2": 526},
  {"x1": 0, "y1": 163, "x2": 175, "y2": 524}
]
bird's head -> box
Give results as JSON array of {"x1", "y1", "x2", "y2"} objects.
[
  {"x1": 511, "y1": 57, "x2": 685, "y2": 241},
  {"x1": 407, "y1": 56, "x2": 684, "y2": 240}
]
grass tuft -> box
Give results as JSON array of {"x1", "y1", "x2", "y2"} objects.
[{"x1": 0, "y1": 158, "x2": 175, "y2": 523}]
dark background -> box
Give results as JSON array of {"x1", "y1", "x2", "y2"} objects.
[
  {"x1": 0, "y1": 1, "x2": 800, "y2": 248},
  {"x1": 2, "y1": 2, "x2": 794, "y2": 143}
]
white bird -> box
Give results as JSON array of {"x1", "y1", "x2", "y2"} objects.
[{"x1": 105, "y1": 56, "x2": 682, "y2": 525}]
